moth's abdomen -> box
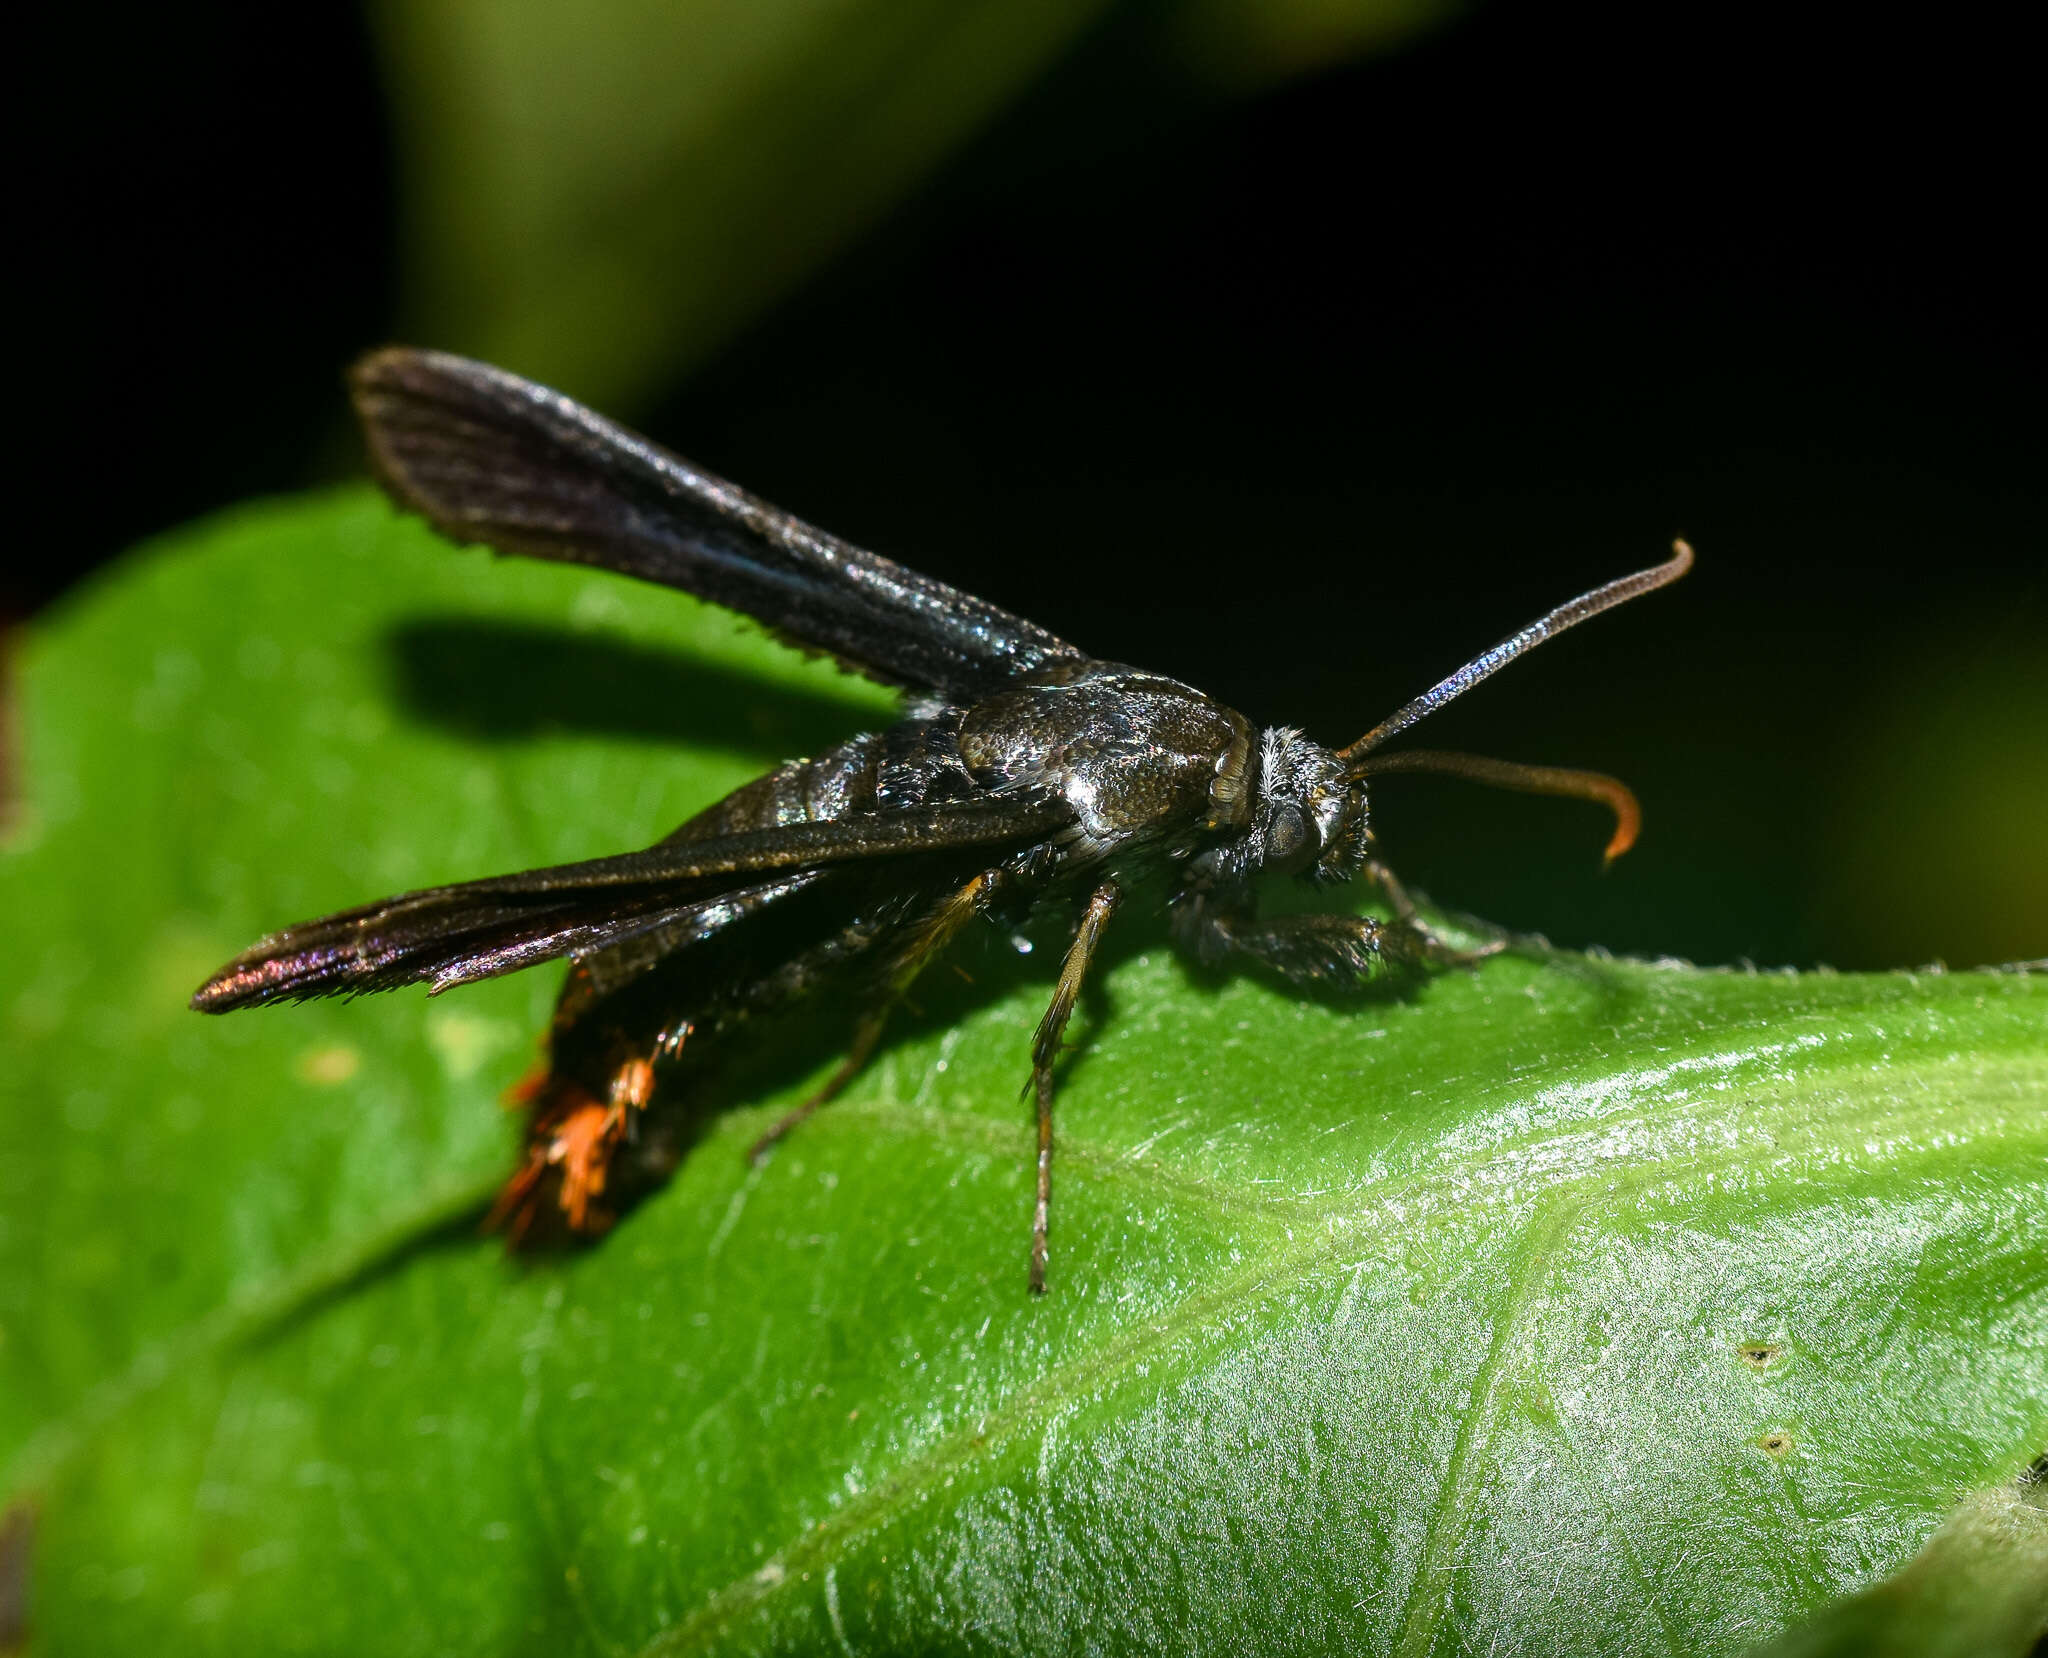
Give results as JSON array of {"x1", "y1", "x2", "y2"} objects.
[
  {"x1": 659, "y1": 732, "x2": 885, "y2": 845},
  {"x1": 501, "y1": 727, "x2": 998, "y2": 1241}
]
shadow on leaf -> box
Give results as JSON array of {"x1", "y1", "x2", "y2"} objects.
[{"x1": 385, "y1": 617, "x2": 877, "y2": 758}]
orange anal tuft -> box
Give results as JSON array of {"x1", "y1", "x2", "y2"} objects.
[
  {"x1": 611, "y1": 1057, "x2": 656, "y2": 1111},
  {"x1": 483, "y1": 1145, "x2": 550, "y2": 1240},
  {"x1": 546, "y1": 1101, "x2": 623, "y2": 1232}
]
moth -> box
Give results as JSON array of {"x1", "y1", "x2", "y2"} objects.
[{"x1": 193, "y1": 348, "x2": 1692, "y2": 1291}]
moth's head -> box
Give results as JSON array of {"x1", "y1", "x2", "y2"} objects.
[{"x1": 1244, "y1": 727, "x2": 1370, "y2": 884}]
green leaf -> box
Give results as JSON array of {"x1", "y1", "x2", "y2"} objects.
[{"x1": 4, "y1": 490, "x2": 2044, "y2": 1654}]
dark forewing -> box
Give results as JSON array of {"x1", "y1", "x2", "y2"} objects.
[
  {"x1": 351, "y1": 347, "x2": 1084, "y2": 695},
  {"x1": 190, "y1": 796, "x2": 1073, "y2": 1011}
]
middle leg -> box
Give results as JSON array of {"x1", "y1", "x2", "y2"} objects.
[{"x1": 1026, "y1": 880, "x2": 1122, "y2": 1294}]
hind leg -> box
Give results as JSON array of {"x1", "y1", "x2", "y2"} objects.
[{"x1": 746, "y1": 869, "x2": 1005, "y2": 1164}]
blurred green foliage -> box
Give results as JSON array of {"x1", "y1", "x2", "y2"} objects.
[
  {"x1": 369, "y1": 0, "x2": 1113, "y2": 410},
  {"x1": 1161, "y1": 0, "x2": 1462, "y2": 86},
  {"x1": 363, "y1": 0, "x2": 1454, "y2": 414},
  {"x1": 1813, "y1": 632, "x2": 2048, "y2": 971}
]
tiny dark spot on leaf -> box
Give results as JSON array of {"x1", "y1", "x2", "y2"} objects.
[
  {"x1": 1737, "y1": 1342, "x2": 1783, "y2": 1370},
  {"x1": 1757, "y1": 1429, "x2": 1794, "y2": 1457}
]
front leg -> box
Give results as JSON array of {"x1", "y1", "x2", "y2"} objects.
[
  {"x1": 1361, "y1": 856, "x2": 1504, "y2": 969},
  {"x1": 1173, "y1": 875, "x2": 1499, "y2": 993}
]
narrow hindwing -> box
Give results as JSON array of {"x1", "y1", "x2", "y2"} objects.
[
  {"x1": 351, "y1": 347, "x2": 1086, "y2": 696},
  {"x1": 190, "y1": 796, "x2": 1073, "y2": 1012}
]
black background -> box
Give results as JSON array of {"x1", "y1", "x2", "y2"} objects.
[{"x1": 21, "y1": 0, "x2": 2044, "y2": 970}]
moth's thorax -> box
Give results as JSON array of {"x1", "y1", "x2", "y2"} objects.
[{"x1": 957, "y1": 662, "x2": 1251, "y2": 852}]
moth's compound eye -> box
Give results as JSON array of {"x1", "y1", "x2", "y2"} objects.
[{"x1": 1265, "y1": 803, "x2": 1318, "y2": 874}]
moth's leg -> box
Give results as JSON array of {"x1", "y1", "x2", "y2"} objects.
[
  {"x1": 1361, "y1": 855, "x2": 1505, "y2": 967},
  {"x1": 747, "y1": 1009, "x2": 887, "y2": 1164},
  {"x1": 1200, "y1": 909, "x2": 1412, "y2": 988},
  {"x1": 1177, "y1": 889, "x2": 1490, "y2": 992},
  {"x1": 749, "y1": 868, "x2": 1002, "y2": 1164},
  {"x1": 1026, "y1": 880, "x2": 1122, "y2": 1294}
]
